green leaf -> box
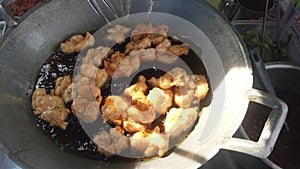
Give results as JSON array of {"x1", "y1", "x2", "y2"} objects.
[
  {"x1": 264, "y1": 34, "x2": 274, "y2": 46},
  {"x1": 246, "y1": 29, "x2": 260, "y2": 36},
  {"x1": 279, "y1": 48, "x2": 288, "y2": 57},
  {"x1": 282, "y1": 34, "x2": 293, "y2": 45}
]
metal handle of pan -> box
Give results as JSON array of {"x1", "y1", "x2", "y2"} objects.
[
  {"x1": 221, "y1": 88, "x2": 288, "y2": 158},
  {"x1": 0, "y1": 0, "x2": 18, "y2": 39},
  {"x1": 221, "y1": 0, "x2": 238, "y2": 21}
]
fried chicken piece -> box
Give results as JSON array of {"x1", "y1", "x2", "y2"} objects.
[
  {"x1": 173, "y1": 86, "x2": 195, "y2": 108},
  {"x1": 114, "y1": 125, "x2": 125, "y2": 135},
  {"x1": 164, "y1": 107, "x2": 198, "y2": 138},
  {"x1": 101, "y1": 96, "x2": 131, "y2": 125},
  {"x1": 72, "y1": 98, "x2": 101, "y2": 123},
  {"x1": 72, "y1": 85, "x2": 102, "y2": 123},
  {"x1": 32, "y1": 87, "x2": 47, "y2": 95},
  {"x1": 125, "y1": 41, "x2": 138, "y2": 55},
  {"x1": 123, "y1": 120, "x2": 147, "y2": 133},
  {"x1": 135, "y1": 36, "x2": 152, "y2": 49},
  {"x1": 147, "y1": 87, "x2": 173, "y2": 115},
  {"x1": 104, "y1": 51, "x2": 126, "y2": 76},
  {"x1": 79, "y1": 63, "x2": 98, "y2": 79},
  {"x1": 155, "y1": 24, "x2": 169, "y2": 37},
  {"x1": 32, "y1": 88, "x2": 47, "y2": 109},
  {"x1": 130, "y1": 22, "x2": 168, "y2": 47},
  {"x1": 131, "y1": 22, "x2": 156, "y2": 41},
  {"x1": 148, "y1": 73, "x2": 173, "y2": 89},
  {"x1": 130, "y1": 127, "x2": 169, "y2": 157},
  {"x1": 155, "y1": 49, "x2": 178, "y2": 64},
  {"x1": 156, "y1": 38, "x2": 171, "y2": 50},
  {"x1": 168, "y1": 67, "x2": 189, "y2": 86},
  {"x1": 189, "y1": 74, "x2": 209, "y2": 100},
  {"x1": 150, "y1": 24, "x2": 168, "y2": 45},
  {"x1": 54, "y1": 76, "x2": 71, "y2": 96},
  {"x1": 79, "y1": 64, "x2": 108, "y2": 88},
  {"x1": 93, "y1": 130, "x2": 114, "y2": 157},
  {"x1": 129, "y1": 48, "x2": 156, "y2": 62},
  {"x1": 93, "y1": 128, "x2": 129, "y2": 157},
  {"x1": 125, "y1": 36, "x2": 152, "y2": 54},
  {"x1": 40, "y1": 107, "x2": 70, "y2": 130},
  {"x1": 169, "y1": 44, "x2": 190, "y2": 56},
  {"x1": 150, "y1": 34, "x2": 166, "y2": 45},
  {"x1": 32, "y1": 88, "x2": 66, "y2": 115},
  {"x1": 109, "y1": 128, "x2": 130, "y2": 154},
  {"x1": 173, "y1": 74, "x2": 209, "y2": 107},
  {"x1": 127, "y1": 103, "x2": 156, "y2": 124},
  {"x1": 95, "y1": 69, "x2": 108, "y2": 88},
  {"x1": 148, "y1": 67, "x2": 188, "y2": 89},
  {"x1": 32, "y1": 88, "x2": 70, "y2": 130},
  {"x1": 60, "y1": 32, "x2": 95, "y2": 54},
  {"x1": 123, "y1": 75, "x2": 148, "y2": 104},
  {"x1": 54, "y1": 75, "x2": 72, "y2": 103},
  {"x1": 83, "y1": 46, "x2": 111, "y2": 67},
  {"x1": 73, "y1": 75, "x2": 90, "y2": 87},
  {"x1": 73, "y1": 85, "x2": 102, "y2": 102},
  {"x1": 107, "y1": 25, "x2": 131, "y2": 44},
  {"x1": 148, "y1": 25, "x2": 169, "y2": 45},
  {"x1": 62, "y1": 85, "x2": 72, "y2": 103},
  {"x1": 112, "y1": 54, "x2": 140, "y2": 78}
]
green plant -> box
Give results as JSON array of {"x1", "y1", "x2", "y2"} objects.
[{"x1": 242, "y1": 29, "x2": 292, "y2": 62}]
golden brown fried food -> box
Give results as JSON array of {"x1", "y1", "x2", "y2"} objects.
[
  {"x1": 155, "y1": 49, "x2": 179, "y2": 64},
  {"x1": 189, "y1": 74, "x2": 209, "y2": 100},
  {"x1": 125, "y1": 36, "x2": 152, "y2": 54},
  {"x1": 112, "y1": 54, "x2": 140, "y2": 78},
  {"x1": 107, "y1": 25, "x2": 131, "y2": 44},
  {"x1": 40, "y1": 107, "x2": 70, "y2": 130},
  {"x1": 79, "y1": 63, "x2": 98, "y2": 79},
  {"x1": 32, "y1": 88, "x2": 70, "y2": 130},
  {"x1": 32, "y1": 88, "x2": 65, "y2": 115},
  {"x1": 101, "y1": 96, "x2": 131, "y2": 125},
  {"x1": 73, "y1": 85, "x2": 101, "y2": 102},
  {"x1": 148, "y1": 67, "x2": 188, "y2": 89},
  {"x1": 131, "y1": 22, "x2": 168, "y2": 45},
  {"x1": 173, "y1": 86, "x2": 195, "y2": 108},
  {"x1": 164, "y1": 107, "x2": 198, "y2": 138},
  {"x1": 156, "y1": 39, "x2": 171, "y2": 50},
  {"x1": 95, "y1": 69, "x2": 108, "y2": 88},
  {"x1": 130, "y1": 127, "x2": 169, "y2": 157},
  {"x1": 55, "y1": 75, "x2": 72, "y2": 103},
  {"x1": 93, "y1": 128, "x2": 129, "y2": 157},
  {"x1": 123, "y1": 120, "x2": 147, "y2": 133},
  {"x1": 104, "y1": 51, "x2": 126, "y2": 76},
  {"x1": 169, "y1": 44, "x2": 190, "y2": 56},
  {"x1": 129, "y1": 48, "x2": 156, "y2": 62},
  {"x1": 83, "y1": 46, "x2": 111, "y2": 67},
  {"x1": 131, "y1": 22, "x2": 156, "y2": 41},
  {"x1": 60, "y1": 32, "x2": 94, "y2": 54},
  {"x1": 78, "y1": 64, "x2": 108, "y2": 88},
  {"x1": 72, "y1": 98, "x2": 101, "y2": 123},
  {"x1": 72, "y1": 85, "x2": 102, "y2": 123},
  {"x1": 126, "y1": 103, "x2": 156, "y2": 124},
  {"x1": 147, "y1": 87, "x2": 173, "y2": 115},
  {"x1": 123, "y1": 75, "x2": 148, "y2": 104}
]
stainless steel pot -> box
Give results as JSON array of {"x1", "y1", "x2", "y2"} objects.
[
  {"x1": 222, "y1": 0, "x2": 275, "y2": 20},
  {"x1": 0, "y1": 0, "x2": 287, "y2": 169}
]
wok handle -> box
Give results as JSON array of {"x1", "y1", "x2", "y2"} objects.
[
  {"x1": 221, "y1": 89, "x2": 287, "y2": 158},
  {"x1": 221, "y1": 0, "x2": 238, "y2": 20},
  {"x1": 0, "y1": 0, "x2": 18, "y2": 38}
]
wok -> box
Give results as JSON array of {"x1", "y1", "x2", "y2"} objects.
[{"x1": 0, "y1": 0, "x2": 287, "y2": 168}]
